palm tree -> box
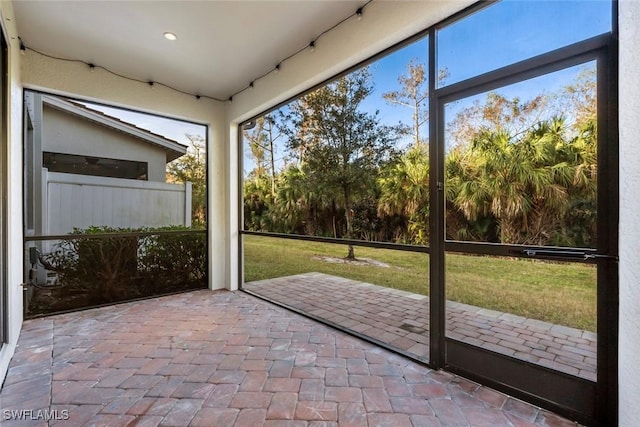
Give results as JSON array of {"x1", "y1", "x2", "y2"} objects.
[
  {"x1": 449, "y1": 117, "x2": 584, "y2": 245},
  {"x1": 273, "y1": 166, "x2": 337, "y2": 236},
  {"x1": 243, "y1": 174, "x2": 274, "y2": 231},
  {"x1": 378, "y1": 146, "x2": 430, "y2": 244}
]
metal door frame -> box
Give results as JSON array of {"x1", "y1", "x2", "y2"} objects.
[
  {"x1": 0, "y1": 27, "x2": 8, "y2": 345},
  {"x1": 429, "y1": 35, "x2": 618, "y2": 426}
]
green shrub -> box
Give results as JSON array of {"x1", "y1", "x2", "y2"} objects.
[
  {"x1": 139, "y1": 225, "x2": 207, "y2": 289},
  {"x1": 34, "y1": 225, "x2": 207, "y2": 315},
  {"x1": 43, "y1": 226, "x2": 138, "y2": 303}
]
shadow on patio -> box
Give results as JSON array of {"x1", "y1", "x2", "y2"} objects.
[
  {"x1": 0, "y1": 289, "x2": 579, "y2": 426},
  {"x1": 244, "y1": 273, "x2": 597, "y2": 382}
]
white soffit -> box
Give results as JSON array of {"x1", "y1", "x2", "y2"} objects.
[{"x1": 13, "y1": 1, "x2": 365, "y2": 100}]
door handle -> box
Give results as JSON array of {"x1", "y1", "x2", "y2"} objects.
[
  {"x1": 521, "y1": 249, "x2": 586, "y2": 258},
  {"x1": 583, "y1": 253, "x2": 619, "y2": 261},
  {"x1": 520, "y1": 249, "x2": 617, "y2": 262}
]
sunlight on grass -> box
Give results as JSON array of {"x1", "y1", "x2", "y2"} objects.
[
  {"x1": 243, "y1": 235, "x2": 596, "y2": 331},
  {"x1": 445, "y1": 254, "x2": 596, "y2": 330}
]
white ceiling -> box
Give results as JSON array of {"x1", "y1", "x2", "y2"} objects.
[{"x1": 13, "y1": 1, "x2": 366, "y2": 101}]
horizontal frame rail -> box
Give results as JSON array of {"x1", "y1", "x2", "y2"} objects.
[
  {"x1": 444, "y1": 240, "x2": 604, "y2": 264},
  {"x1": 445, "y1": 339, "x2": 596, "y2": 426},
  {"x1": 434, "y1": 34, "x2": 610, "y2": 102},
  {"x1": 25, "y1": 229, "x2": 206, "y2": 242},
  {"x1": 241, "y1": 230, "x2": 430, "y2": 253}
]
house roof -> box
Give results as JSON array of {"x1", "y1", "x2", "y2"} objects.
[{"x1": 41, "y1": 95, "x2": 188, "y2": 162}]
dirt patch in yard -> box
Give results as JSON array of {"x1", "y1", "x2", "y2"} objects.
[{"x1": 312, "y1": 256, "x2": 390, "y2": 268}]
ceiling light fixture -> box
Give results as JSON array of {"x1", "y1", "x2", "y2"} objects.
[
  {"x1": 163, "y1": 32, "x2": 177, "y2": 41},
  {"x1": 356, "y1": 8, "x2": 363, "y2": 21},
  {"x1": 309, "y1": 41, "x2": 316, "y2": 53}
]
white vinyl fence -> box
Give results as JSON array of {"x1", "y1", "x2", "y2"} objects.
[{"x1": 42, "y1": 169, "x2": 192, "y2": 235}]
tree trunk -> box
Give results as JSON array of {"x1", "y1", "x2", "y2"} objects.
[
  {"x1": 347, "y1": 244, "x2": 355, "y2": 259},
  {"x1": 414, "y1": 97, "x2": 420, "y2": 147},
  {"x1": 332, "y1": 215, "x2": 337, "y2": 239},
  {"x1": 268, "y1": 122, "x2": 276, "y2": 197},
  {"x1": 344, "y1": 187, "x2": 356, "y2": 260}
]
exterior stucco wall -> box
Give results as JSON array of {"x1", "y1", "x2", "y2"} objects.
[
  {"x1": 618, "y1": 1, "x2": 640, "y2": 425},
  {"x1": 0, "y1": 0, "x2": 25, "y2": 387},
  {"x1": 42, "y1": 105, "x2": 168, "y2": 182}
]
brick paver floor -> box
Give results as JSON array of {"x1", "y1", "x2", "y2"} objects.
[
  {"x1": 244, "y1": 273, "x2": 597, "y2": 381},
  {"x1": 0, "y1": 289, "x2": 580, "y2": 426}
]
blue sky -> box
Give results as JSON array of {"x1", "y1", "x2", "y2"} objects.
[
  {"x1": 363, "y1": 0, "x2": 610, "y2": 137},
  {"x1": 437, "y1": 0, "x2": 611, "y2": 87}
]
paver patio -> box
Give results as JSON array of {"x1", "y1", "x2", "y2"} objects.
[
  {"x1": 0, "y1": 289, "x2": 579, "y2": 426},
  {"x1": 244, "y1": 273, "x2": 597, "y2": 381}
]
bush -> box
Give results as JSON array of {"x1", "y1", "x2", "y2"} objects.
[
  {"x1": 42, "y1": 226, "x2": 138, "y2": 303},
  {"x1": 139, "y1": 226, "x2": 207, "y2": 289},
  {"x1": 31, "y1": 225, "x2": 207, "y2": 316}
]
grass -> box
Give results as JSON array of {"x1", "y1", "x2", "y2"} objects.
[{"x1": 243, "y1": 235, "x2": 597, "y2": 331}]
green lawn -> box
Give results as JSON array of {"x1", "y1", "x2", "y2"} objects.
[{"x1": 243, "y1": 235, "x2": 597, "y2": 331}]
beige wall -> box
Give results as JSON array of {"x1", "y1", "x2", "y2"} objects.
[
  {"x1": 43, "y1": 105, "x2": 168, "y2": 182},
  {"x1": 0, "y1": 0, "x2": 26, "y2": 385},
  {"x1": 618, "y1": 1, "x2": 640, "y2": 424}
]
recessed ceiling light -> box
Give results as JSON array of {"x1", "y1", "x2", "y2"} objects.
[{"x1": 164, "y1": 32, "x2": 177, "y2": 41}]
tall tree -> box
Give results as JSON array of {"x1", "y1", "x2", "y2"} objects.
[
  {"x1": 285, "y1": 98, "x2": 317, "y2": 167},
  {"x1": 554, "y1": 66, "x2": 598, "y2": 246},
  {"x1": 243, "y1": 114, "x2": 283, "y2": 196},
  {"x1": 447, "y1": 92, "x2": 548, "y2": 151},
  {"x1": 557, "y1": 66, "x2": 596, "y2": 129},
  {"x1": 285, "y1": 67, "x2": 400, "y2": 258},
  {"x1": 383, "y1": 60, "x2": 449, "y2": 147},
  {"x1": 167, "y1": 134, "x2": 207, "y2": 225},
  {"x1": 383, "y1": 59, "x2": 428, "y2": 146}
]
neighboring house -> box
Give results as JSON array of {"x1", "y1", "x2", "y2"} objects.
[{"x1": 24, "y1": 92, "x2": 192, "y2": 237}]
